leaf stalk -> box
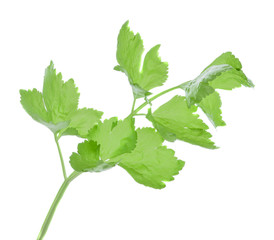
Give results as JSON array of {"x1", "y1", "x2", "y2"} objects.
[
  {"x1": 36, "y1": 171, "x2": 82, "y2": 240},
  {"x1": 132, "y1": 85, "x2": 181, "y2": 115},
  {"x1": 131, "y1": 96, "x2": 136, "y2": 114},
  {"x1": 54, "y1": 133, "x2": 67, "y2": 180}
]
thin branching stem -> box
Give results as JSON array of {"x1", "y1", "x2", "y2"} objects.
[
  {"x1": 54, "y1": 133, "x2": 67, "y2": 180},
  {"x1": 133, "y1": 113, "x2": 146, "y2": 116},
  {"x1": 132, "y1": 85, "x2": 181, "y2": 115},
  {"x1": 131, "y1": 96, "x2": 136, "y2": 115}
]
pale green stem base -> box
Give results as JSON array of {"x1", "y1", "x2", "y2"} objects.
[{"x1": 37, "y1": 171, "x2": 82, "y2": 240}]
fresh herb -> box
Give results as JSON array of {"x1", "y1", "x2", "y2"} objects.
[{"x1": 20, "y1": 20, "x2": 254, "y2": 240}]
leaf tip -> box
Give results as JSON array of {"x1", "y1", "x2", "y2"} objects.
[
  {"x1": 19, "y1": 89, "x2": 26, "y2": 95},
  {"x1": 114, "y1": 65, "x2": 122, "y2": 71},
  {"x1": 179, "y1": 160, "x2": 185, "y2": 170},
  {"x1": 247, "y1": 78, "x2": 255, "y2": 88},
  {"x1": 49, "y1": 60, "x2": 54, "y2": 67},
  {"x1": 123, "y1": 20, "x2": 129, "y2": 26}
]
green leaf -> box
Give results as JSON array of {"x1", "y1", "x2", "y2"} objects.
[
  {"x1": 179, "y1": 52, "x2": 254, "y2": 127},
  {"x1": 43, "y1": 61, "x2": 80, "y2": 123},
  {"x1": 180, "y1": 52, "x2": 254, "y2": 107},
  {"x1": 115, "y1": 20, "x2": 144, "y2": 86},
  {"x1": 198, "y1": 92, "x2": 226, "y2": 128},
  {"x1": 138, "y1": 44, "x2": 168, "y2": 91},
  {"x1": 147, "y1": 96, "x2": 217, "y2": 149},
  {"x1": 115, "y1": 128, "x2": 184, "y2": 189},
  {"x1": 70, "y1": 140, "x2": 114, "y2": 172},
  {"x1": 115, "y1": 21, "x2": 168, "y2": 98},
  {"x1": 20, "y1": 88, "x2": 70, "y2": 132},
  {"x1": 205, "y1": 52, "x2": 254, "y2": 90},
  {"x1": 20, "y1": 88, "x2": 50, "y2": 124},
  {"x1": 20, "y1": 62, "x2": 103, "y2": 135},
  {"x1": 88, "y1": 117, "x2": 137, "y2": 161},
  {"x1": 146, "y1": 109, "x2": 177, "y2": 142},
  {"x1": 180, "y1": 64, "x2": 233, "y2": 106},
  {"x1": 60, "y1": 108, "x2": 103, "y2": 138}
]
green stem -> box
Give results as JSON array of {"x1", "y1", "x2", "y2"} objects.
[
  {"x1": 54, "y1": 134, "x2": 67, "y2": 180},
  {"x1": 37, "y1": 171, "x2": 82, "y2": 240},
  {"x1": 133, "y1": 113, "x2": 146, "y2": 116},
  {"x1": 131, "y1": 97, "x2": 136, "y2": 114},
  {"x1": 133, "y1": 85, "x2": 180, "y2": 115}
]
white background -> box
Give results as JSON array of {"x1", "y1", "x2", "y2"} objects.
[{"x1": 0, "y1": 0, "x2": 273, "y2": 239}]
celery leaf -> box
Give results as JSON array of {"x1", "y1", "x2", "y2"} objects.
[
  {"x1": 116, "y1": 128, "x2": 184, "y2": 189},
  {"x1": 147, "y1": 96, "x2": 217, "y2": 149}
]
